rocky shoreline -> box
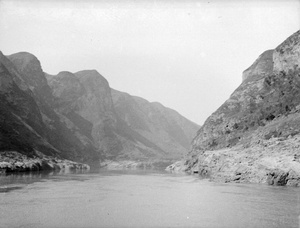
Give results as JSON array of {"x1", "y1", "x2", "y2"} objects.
[
  {"x1": 100, "y1": 159, "x2": 174, "y2": 170},
  {"x1": 166, "y1": 135, "x2": 300, "y2": 186},
  {"x1": 0, "y1": 151, "x2": 90, "y2": 173}
]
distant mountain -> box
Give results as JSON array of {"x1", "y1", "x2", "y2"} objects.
[
  {"x1": 0, "y1": 50, "x2": 199, "y2": 170},
  {"x1": 47, "y1": 70, "x2": 120, "y2": 158},
  {"x1": 111, "y1": 89, "x2": 199, "y2": 159},
  {"x1": 168, "y1": 30, "x2": 300, "y2": 186},
  {"x1": 47, "y1": 69, "x2": 199, "y2": 160}
]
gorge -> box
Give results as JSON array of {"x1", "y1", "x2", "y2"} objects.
[{"x1": 2, "y1": 29, "x2": 300, "y2": 188}]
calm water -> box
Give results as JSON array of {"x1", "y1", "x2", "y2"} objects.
[{"x1": 0, "y1": 169, "x2": 299, "y2": 228}]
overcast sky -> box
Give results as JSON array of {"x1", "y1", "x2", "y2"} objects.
[{"x1": 0, "y1": 0, "x2": 299, "y2": 125}]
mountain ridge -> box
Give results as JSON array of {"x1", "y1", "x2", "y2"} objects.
[{"x1": 0, "y1": 51, "x2": 199, "y2": 172}]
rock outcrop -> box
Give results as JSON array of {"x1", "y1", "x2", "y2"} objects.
[{"x1": 168, "y1": 30, "x2": 300, "y2": 186}]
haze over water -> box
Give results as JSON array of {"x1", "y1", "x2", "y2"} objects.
[{"x1": 0, "y1": 169, "x2": 299, "y2": 228}]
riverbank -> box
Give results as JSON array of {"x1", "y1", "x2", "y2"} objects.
[
  {"x1": 0, "y1": 151, "x2": 90, "y2": 173},
  {"x1": 166, "y1": 135, "x2": 300, "y2": 186},
  {"x1": 100, "y1": 159, "x2": 174, "y2": 170}
]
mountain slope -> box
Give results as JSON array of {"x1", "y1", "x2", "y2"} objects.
[
  {"x1": 0, "y1": 52, "x2": 54, "y2": 156},
  {"x1": 0, "y1": 49, "x2": 200, "y2": 168},
  {"x1": 47, "y1": 70, "x2": 122, "y2": 158},
  {"x1": 168, "y1": 30, "x2": 300, "y2": 186},
  {"x1": 47, "y1": 70, "x2": 199, "y2": 160},
  {"x1": 2, "y1": 52, "x2": 99, "y2": 162},
  {"x1": 112, "y1": 89, "x2": 199, "y2": 159}
]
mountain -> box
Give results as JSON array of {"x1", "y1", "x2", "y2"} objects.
[
  {"x1": 111, "y1": 89, "x2": 199, "y2": 159},
  {"x1": 0, "y1": 51, "x2": 199, "y2": 171},
  {"x1": 47, "y1": 70, "x2": 119, "y2": 158},
  {"x1": 167, "y1": 30, "x2": 300, "y2": 186},
  {"x1": 0, "y1": 51, "x2": 52, "y2": 156},
  {"x1": 7, "y1": 53, "x2": 100, "y2": 162},
  {"x1": 0, "y1": 52, "x2": 96, "y2": 171},
  {"x1": 47, "y1": 69, "x2": 199, "y2": 161},
  {"x1": 0, "y1": 49, "x2": 199, "y2": 172}
]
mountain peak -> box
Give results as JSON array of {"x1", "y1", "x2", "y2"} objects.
[
  {"x1": 7, "y1": 51, "x2": 47, "y2": 90},
  {"x1": 242, "y1": 49, "x2": 274, "y2": 82},
  {"x1": 75, "y1": 69, "x2": 103, "y2": 79},
  {"x1": 57, "y1": 71, "x2": 76, "y2": 77},
  {"x1": 8, "y1": 52, "x2": 39, "y2": 69}
]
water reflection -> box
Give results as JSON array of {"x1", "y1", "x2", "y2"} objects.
[
  {"x1": 0, "y1": 168, "x2": 91, "y2": 186},
  {"x1": 0, "y1": 185, "x2": 23, "y2": 193}
]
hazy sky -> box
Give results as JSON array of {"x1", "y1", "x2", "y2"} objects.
[{"x1": 0, "y1": 0, "x2": 299, "y2": 125}]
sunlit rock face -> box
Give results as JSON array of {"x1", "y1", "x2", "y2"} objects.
[{"x1": 174, "y1": 30, "x2": 300, "y2": 186}]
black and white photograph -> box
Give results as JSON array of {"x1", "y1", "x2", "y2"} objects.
[{"x1": 0, "y1": 0, "x2": 299, "y2": 227}]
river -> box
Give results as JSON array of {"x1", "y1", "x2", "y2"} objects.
[{"x1": 0, "y1": 169, "x2": 299, "y2": 228}]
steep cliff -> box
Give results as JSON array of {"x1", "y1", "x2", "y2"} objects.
[
  {"x1": 168, "y1": 30, "x2": 300, "y2": 186},
  {"x1": 0, "y1": 52, "x2": 91, "y2": 171},
  {"x1": 192, "y1": 30, "x2": 300, "y2": 152},
  {"x1": 2, "y1": 52, "x2": 99, "y2": 162},
  {"x1": 0, "y1": 52, "x2": 54, "y2": 156},
  {"x1": 0, "y1": 50, "x2": 199, "y2": 168},
  {"x1": 47, "y1": 70, "x2": 199, "y2": 160},
  {"x1": 47, "y1": 70, "x2": 121, "y2": 157}
]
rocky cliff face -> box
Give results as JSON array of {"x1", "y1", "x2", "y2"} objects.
[
  {"x1": 168, "y1": 30, "x2": 300, "y2": 186},
  {"x1": 0, "y1": 49, "x2": 199, "y2": 168},
  {"x1": 192, "y1": 30, "x2": 300, "y2": 152},
  {"x1": 47, "y1": 70, "x2": 199, "y2": 160},
  {"x1": 1, "y1": 52, "x2": 99, "y2": 165},
  {"x1": 47, "y1": 70, "x2": 121, "y2": 157},
  {"x1": 0, "y1": 52, "x2": 89, "y2": 171},
  {"x1": 0, "y1": 51, "x2": 52, "y2": 156}
]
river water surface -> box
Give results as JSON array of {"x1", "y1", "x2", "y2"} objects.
[{"x1": 0, "y1": 169, "x2": 299, "y2": 228}]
